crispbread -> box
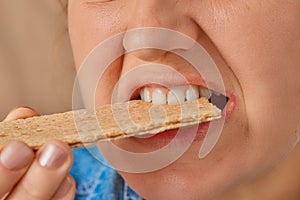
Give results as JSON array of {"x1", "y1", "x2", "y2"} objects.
[{"x1": 0, "y1": 98, "x2": 221, "y2": 150}]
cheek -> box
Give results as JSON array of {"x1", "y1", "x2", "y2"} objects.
[
  {"x1": 68, "y1": 2, "x2": 128, "y2": 106},
  {"x1": 94, "y1": 59, "x2": 123, "y2": 105},
  {"x1": 196, "y1": 1, "x2": 300, "y2": 166},
  {"x1": 68, "y1": 2, "x2": 125, "y2": 67}
]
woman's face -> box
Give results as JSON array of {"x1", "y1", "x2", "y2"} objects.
[{"x1": 68, "y1": 1, "x2": 300, "y2": 199}]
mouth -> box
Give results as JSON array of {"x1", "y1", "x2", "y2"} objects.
[
  {"x1": 130, "y1": 84, "x2": 229, "y2": 111},
  {"x1": 113, "y1": 66, "x2": 234, "y2": 150},
  {"x1": 121, "y1": 85, "x2": 231, "y2": 150},
  {"x1": 114, "y1": 66, "x2": 230, "y2": 111}
]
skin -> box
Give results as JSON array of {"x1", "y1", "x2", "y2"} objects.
[
  {"x1": 0, "y1": 0, "x2": 299, "y2": 199},
  {"x1": 0, "y1": 107, "x2": 76, "y2": 200},
  {"x1": 68, "y1": 0, "x2": 300, "y2": 199}
]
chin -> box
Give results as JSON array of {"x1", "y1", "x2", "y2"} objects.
[
  {"x1": 116, "y1": 134, "x2": 253, "y2": 200},
  {"x1": 118, "y1": 157, "x2": 240, "y2": 200}
]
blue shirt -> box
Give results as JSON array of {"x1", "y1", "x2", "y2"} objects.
[{"x1": 70, "y1": 147, "x2": 142, "y2": 200}]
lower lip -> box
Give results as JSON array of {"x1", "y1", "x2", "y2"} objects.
[{"x1": 131, "y1": 122, "x2": 210, "y2": 149}]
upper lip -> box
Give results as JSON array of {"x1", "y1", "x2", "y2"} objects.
[{"x1": 112, "y1": 63, "x2": 227, "y2": 103}]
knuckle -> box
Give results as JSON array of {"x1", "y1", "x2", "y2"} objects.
[
  {"x1": 8, "y1": 181, "x2": 53, "y2": 200},
  {"x1": 52, "y1": 175, "x2": 76, "y2": 200},
  {"x1": 18, "y1": 183, "x2": 46, "y2": 200}
]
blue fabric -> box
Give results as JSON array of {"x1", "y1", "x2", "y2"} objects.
[{"x1": 70, "y1": 147, "x2": 142, "y2": 200}]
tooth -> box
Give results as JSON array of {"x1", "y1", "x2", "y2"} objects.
[
  {"x1": 152, "y1": 88, "x2": 167, "y2": 104},
  {"x1": 167, "y1": 86, "x2": 185, "y2": 105},
  {"x1": 199, "y1": 87, "x2": 211, "y2": 99},
  {"x1": 143, "y1": 88, "x2": 152, "y2": 102},
  {"x1": 186, "y1": 85, "x2": 199, "y2": 101},
  {"x1": 212, "y1": 91, "x2": 221, "y2": 96},
  {"x1": 140, "y1": 88, "x2": 145, "y2": 100}
]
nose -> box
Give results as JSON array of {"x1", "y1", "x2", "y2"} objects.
[{"x1": 123, "y1": 0, "x2": 199, "y2": 62}]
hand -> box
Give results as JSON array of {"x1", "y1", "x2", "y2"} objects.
[{"x1": 0, "y1": 107, "x2": 76, "y2": 200}]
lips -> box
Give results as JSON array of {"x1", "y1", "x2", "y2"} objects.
[
  {"x1": 114, "y1": 67, "x2": 229, "y2": 111},
  {"x1": 110, "y1": 64, "x2": 233, "y2": 150},
  {"x1": 113, "y1": 65, "x2": 229, "y2": 108}
]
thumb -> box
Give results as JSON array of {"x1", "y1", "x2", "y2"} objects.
[{"x1": 4, "y1": 106, "x2": 39, "y2": 122}]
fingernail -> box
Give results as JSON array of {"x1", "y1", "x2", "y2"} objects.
[
  {"x1": 54, "y1": 177, "x2": 72, "y2": 198},
  {"x1": 0, "y1": 141, "x2": 34, "y2": 170},
  {"x1": 38, "y1": 144, "x2": 68, "y2": 169},
  {"x1": 4, "y1": 106, "x2": 36, "y2": 122},
  {"x1": 3, "y1": 108, "x2": 18, "y2": 121}
]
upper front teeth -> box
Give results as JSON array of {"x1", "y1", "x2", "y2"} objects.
[
  {"x1": 140, "y1": 85, "x2": 214, "y2": 105},
  {"x1": 186, "y1": 85, "x2": 200, "y2": 101},
  {"x1": 167, "y1": 86, "x2": 186, "y2": 105},
  {"x1": 152, "y1": 88, "x2": 167, "y2": 104},
  {"x1": 140, "y1": 88, "x2": 152, "y2": 102},
  {"x1": 199, "y1": 87, "x2": 211, "y2": 99}
]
